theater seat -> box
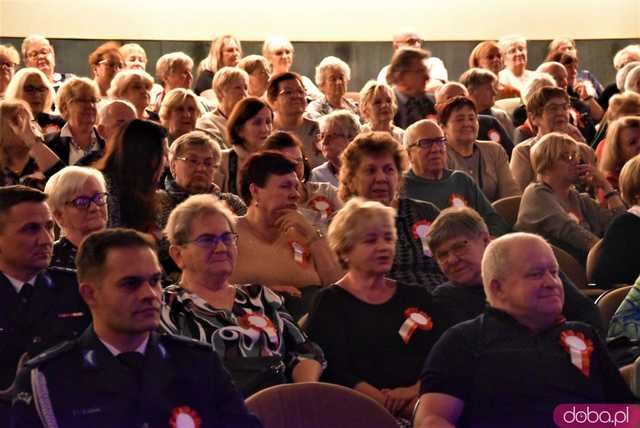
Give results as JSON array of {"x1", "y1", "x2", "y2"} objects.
[
  {"x1": 245, "y1": 382, "x2": 398, "y2": 428},
  {"x1": 595, "y1": 285, "x2": 633, "y2": 331},
  {"x1": 585, "y1": 238, "x2": 603, "y2": 284},
  {"x1": 491, "y1": 195, "x2": 521, "y2": 230}
]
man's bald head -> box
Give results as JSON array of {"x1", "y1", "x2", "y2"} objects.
[
  {"x1": 97, "y1": 100, "x2": 137, "y2": 141},
  {"x1": 435, "y1": 82, "x2": 468, "y2": 104},
  {"x1": 392, "y1": 30, "x2": 422, "y2": 51},
  {"x1": 536, "y1": 62, "x2": 568, "y2": 90},
  {"x1": 403, "y1": 119, "x2": 443, "y2": 149}
]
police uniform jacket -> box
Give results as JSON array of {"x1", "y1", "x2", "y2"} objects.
[{"x1": 10, "y1": 327, "x2": 263, "y2": 428}]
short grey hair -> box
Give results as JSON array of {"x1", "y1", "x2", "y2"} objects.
[
  {"x1": 164, "y1": 194, "x2": 236, "y2": 245},
  {"x1": 44, "y1": 166, "x2": 107, "y2": 213},
  {"x1": 169, "y1": 130, "x2": 222, "y2": 163},
  {"x1": 497, "y1": 34, "x2": 527, "y2": 54},
  {"x1": 155, "y1": 52, "x2": 193, "y2": 84},
  {"x1": 426, "y1": 206, "x2": 489, "y2": 253},
  {"x1": 521, "y1": 72, "x2": 556, "y2": 106},
  {"x1": 56, "y1": 77, "x2": 100, "y2": 121},
  {"x1": 262, "y1": 35, "x2": 294, "y2": 58},
  {"x1": 624, "y1": 65, "x2": 640, "y2": 92},
  {"x1": 97, "y1": 99, "x2": 137, "y2": 125},
  {"x1": 159, "y1": 88, "x2": 204, "y2": 125},
  {"x1": 613, "y1": 44, "x2": 640, "y2": 70},
  {"x1": 107, "y1": 69, "x2": 154, "y2": 99},
  {"x1": 617, "y1": 61, "x2": 640, "y2": 91},
  {"x1": 319, "y1": 110, "x2": 360, "y2": 140},
  {"x1": 21, "y1": 34, "x2": 52, "y2": 59},
  {"x1": 315, "y1": 56, "x2": 351, "y2": 87},
  {"x1": 213, "y1": 67, "x2": 248, "y2": 97}
]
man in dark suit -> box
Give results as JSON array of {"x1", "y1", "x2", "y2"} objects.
[
  {"x1": 0, "y1": 186, "x2": 90, "y2": 425},
  {"x1": 10, "y1": 228, "x2": 261, "y2": 428}
]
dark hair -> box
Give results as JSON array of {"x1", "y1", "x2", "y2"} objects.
[
  {"x1": 226, "y1": 97, "x2": 272, "y2": 148},
  {"x1": 0, "y1": 185, "x2": 47, "y2": 232},
  {"x1": 94, "y1": 119, "x2": 167, "y2": 232},
  {"x1": 239, "y1": 151, "x2": 297, "y2": 205},
  {"x1": 438, "y1": 96, "x2": 478, "y2": 125},
  {"x1": 387, "y1": 47, "x2": 430, "y2": 85},
  {"x1": 88, "y1": 41, "x2": 123, "y2": 69},
  {"x1": 527, "y1": 86, "x2": 569, "y2": 118},
  {"x1": 263, "y1": 131, "x2": 311, "y2": 182},
  {"x1": 547, "y1": 50, "x2": 578, "y2": 67},
  {"x1": 76, "y1": 228, "x2": 156, "y2": 282},
  {"x1": 266, "y1": 72, "x2": 303, "y2": 102}
]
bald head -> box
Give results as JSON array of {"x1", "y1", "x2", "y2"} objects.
[
  {"x1": 435, "y1": 82, "x2": 468, "y2": 104},
  {"x1": 403, "y1": 119, "x2": 443, "y2": 149},
  {"x1": 97, "y1": 100, "x2": 137, "y2": 141},
  {"x1": 536, "y1": 62, "x2": 568, "y2": 90},
  {"x1": 392, "y1": 30, "x2": 422, "y2": 51}
]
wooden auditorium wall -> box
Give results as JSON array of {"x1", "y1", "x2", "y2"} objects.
[{"x1": 1, "y1": 0, "x2": 639, "y2": 90}]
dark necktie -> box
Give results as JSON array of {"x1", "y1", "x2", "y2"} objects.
[
  {"x1": 18, "y1": 283, "x2": 33, "y2": 305},
  {"x1": 117, "y1": 351, "x2": 145, "y2": 372},
  {"x1": 406, "y1": 97, "x2": 423, "y2": 126}
]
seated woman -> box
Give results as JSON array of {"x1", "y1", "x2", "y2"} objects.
[
  {"x1": 47, "y1": 77, "x2": 104, "y2": 165},
  {"x1": 263, "y1": 131, "x2": 342, "y2": 230},
  {"x1": 439, "y1": 96, "x2": 519, "y2": 202},
  {"x1": 547, "y1": 37, "x2": 604, "y2": 97},
  {"x1": 119, "y1": 43, "x2": 164, "y2": 102},
  {"x1": 44, "y1": 166, "x2": 108, "y2": 269},
  {"x1": 194, "y1": 35, "x2": 242, "y2": 96},
  {"x1": 88, "y1": 42, "x2": 124, "y2": 100},
  {"x1": 359, "y1": 80, "x2": 404, "y2": 142},
  {"x1": 159, "y1": 88, "x2": 204, "y2": 144},
  {"x1": 160, "y1": 194, "x2": 324, "y2": 396},
  {"x1": 107, "y1": 69, "x2": 158, "y2": 121},
  {"x1": 238, "y1": 55, "x2": 271, "y2": 98},
  {"x1": 339, "y1": 131, "x2": 447, "y2": 291},
  {"x1": 468, "y1": 41, "x2": 520, "y2": 100},
  {"x1": 230, "y1": 151, "x2": 342, "y2": 318},
  {"x1": 497, "y1": 35, "x2": 534, "y2": 93},
  {"x1": 93, "y1": 119, "x2": 167, "y2": 238},
  {"x1": 0, "y1": 44, "x2": 19, "y2": 100},
  {"x1": 0, "y1": 99, "x2": 63, "y2": 189},
  {"x1": 310, "y1": 110, "x2": 360, "y2": 187},
  {"x1": 592, "y1": 91, "x2": 640, "y2": 153},
  {"x1": 153, "y1": 52, "x2": 209, "y2": 112},
  {"x1": 306, "y1": 197, "x2": 449, "y2": 419},
  {"x1": 593, "y1": 154, "x2": 640, "y2": 287},
  {"x1": 306, "y1": 56, "x2": 359, "y2": 119},
  {"x1": 5, "y1": 67, "x2": 65, "y2": 134},
  {"x1": 599, "y1": 116, "x2": 640, "y2": 191},
  {"x1": 515, "y1": 132, "x2": 625, "y2": 262},
  {"x1": 217, "y1": 97, "x2": 273, "y2": 194},
  {"x1": 402, "y1": 119, "x2": 510, "y2": 236}
]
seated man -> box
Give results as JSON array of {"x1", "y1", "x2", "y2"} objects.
[
  {"x1": 415, "y1": 232, "x2": 634, "y2": 428},
  {"x1": 0, "y1": 186, "x2": 90, "y2": 425},
  {"x1": 11, "y1": 228, "x2": 261, "y2": 427},
  {"x1": 427, "y1": 206, "x2": 603, "y2": 333}
]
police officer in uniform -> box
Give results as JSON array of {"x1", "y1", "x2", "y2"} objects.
[
  {"x1": 10, "y1": 228, "x2": 262, "y2": 428},
  {"x1": 0, "y1": 186, "x2": 90, "y2": 425}
]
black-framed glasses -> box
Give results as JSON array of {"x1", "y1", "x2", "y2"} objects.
[
  {"x1": 409, "y1": 137, "x2": 447, "y2": 150},
  {"x1": 186, "y1": 232, "x2": 238, "y2": 248},
  {"x1": 66, "y1": 192, "x2": 108, "y2": 209},
  {"x1": 434, "y1": 239, "x2": 470, "y2": 262},
  {"x1": 24, "y1": 85, "x2": 49, "y2": 94}
]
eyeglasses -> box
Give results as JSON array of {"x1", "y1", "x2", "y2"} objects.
[
  {"x1": 434, "y1": 239, "x2": 470, "y2": 262},
  {"x1": 559, "y1": 152, "x2": 579, "y2": 163},
  {"x1": 99, "y1": 60, "x2": 123, "y2": 70},
  {"x1": 0, "y1": 61, "x2": 17, "y2": 70},
  {"x1": 27, "y1": 49, "x2": 52, "y2": 58},
  {"x1": 185, "y1": 232, "x2": 238, "y2": 248},
  {"x1": 544, "y1": 102, "x2": 570, "y2": 114},
  {"x1": 409, "y1": 137, "x2": 447, "y2": 150},
  {"x1": 66, "y1": 192, "x2": 108, "y2": 209},
  {"x1": 176, "y1": 156, "x2": 217, "y2": 168},
  {"x1": 24, "y1": 85, "x2": 49, "y2": 94},
  {"x1": 401, "y1": 38, "x2": 423, "y2": 46},
  {"x1": 278, "y1": 89, "x2": 305, "y2": 98}
]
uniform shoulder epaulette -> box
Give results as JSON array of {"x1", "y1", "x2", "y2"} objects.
[
  {"x1": 46, "y1": 266, "x2": 77, "y2": 276},
  {"x1": 25, "y1": 340, "x2": 77, "y2": 368},
  {"x1": 160, "y1": 333, "x2": 212, "y2": 351}
]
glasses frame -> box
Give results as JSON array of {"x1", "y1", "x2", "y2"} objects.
[
  {"x1": 66, "y1": 192, "x2": 109, "y2": 209},
  {"x1": 184, "y1": 232, "x2": 239, "y2": 248}
]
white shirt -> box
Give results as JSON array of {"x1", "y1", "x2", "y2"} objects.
[
  {"x1": 60, "y1": 123, "x2": 100, "y2": 165},
  {"x1": 4, "y1": 272, "x2": 37, "y2": 294},
  {"x1": 99, "y1": 335, "x2": 150, "y2": 357},
  {"x1": 376, "y1": 57, "x2": 449, "y2": 84}
]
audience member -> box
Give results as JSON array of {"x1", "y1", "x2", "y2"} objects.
[
  {"x1": 107, "y1": 69, "x2": 157, "y2": 120},
  {"x1": 497, "y1": 35, "x2": 533, "y2": 92},
  {"x1": 338, "y1": 131, "x2": 447, "y2": 291},
  {"x1": 592, "y1": 91, "x2": 640, "y2": 152},
  {"x1": 599, "y1": 44, "x2": 640, "y2": 109},
  {"x1": 598, "y1": 116, "x2": 640, "y2": 191},
  {"x1": 415, "y1": 233, "x2": 634, "y2": 428},
  {"x1": 81, "y1": 99, "x2": 137, "y2": 165},
  {"x1": 307, "y1": 56, "x2": 359, "y2": 119},
  {"x1": 152, "y1": 51, "x2": 197, "y2": 111},
  {"x1": 21, "y1": 35, "x2": 74, "y2": 92},
  {"x1": 88, "y1": 41, "x2": 124, "y2": 99},
  {"x1": 194, "y1": 35, "x2": 243, "y2": 96},
  {"x1": 161, "y1": 194, "x2": 324, "y2": 396},
  {"x1": 546, "y1": 37, "x2": 604, "y2": 96},
  {"x1": 307, "y1": 197, "x2": 449, "y2": 419},
  {"x1": 238, "y1": 55, "x2": 271, "y2": 98},
  {"x1": 44, "y1": 166, "x2": 108, "y2": 269},
  {"x1": 359, "y1": 80, "x2": 405, "y2": 142},
  {"x1": 467, "y1": 40, "x2": 520, "y2": 99},
  {"x1": 159, "y1": 88, "x2": 204, "y2": 144},
  {"x1": 0, "y1": 44, "x2": 19, "y2": 100}
]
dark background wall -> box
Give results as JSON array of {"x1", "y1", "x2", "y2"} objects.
[{"x1": 1, "y1": 37, "x2": 638, "y2": 92}]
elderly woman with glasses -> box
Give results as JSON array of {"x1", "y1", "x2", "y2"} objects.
[
  {"x1": 515, "y1": 132, "x2": 625, "y2": 262},
  {"x1": 306, "y1": 56, "x2": 359, "y2": 119},
  {"x1": 161, "y1": 194, "x2": 325, "y2": 396},
  {"x1": 5, "y1": 67, "x2": 65, "y2": 134},
  {"x1": 21, "y1": 35, "x2": 75, "y2": 93},
  {"x1": 44, "y1": 166, "x2": 108, "y2": 269},
  {"x1": 46, "y1": 77, "x2": 104, "y2": 166},
  {"x1": 0, "y1": 44, "x2": 19, "y2": 100}
]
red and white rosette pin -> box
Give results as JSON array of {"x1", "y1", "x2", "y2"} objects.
[
  {"x1": 289, "y1": 240, "x2": 309, "y2": 267},
  {"x1": 239, "y1": 312, "x2": 279, "y2": 346},
  {"x1": 169, "y1": 406, "x2": 202, "y2": 428},
  {"x1": 487, "y1": 129, "x2": 501, "y2": 143},
  {"x1": 560, "y1": 330, "x2": 594, "y2": 377},
  {"x1": 398, "y1": 307, "x2": 433, "y2": 344},
  {"x1": 308, "y1": 196, "x2": 334, "y2": 219},
  {"x1": 449, "y1": 193, "x2": 468, "y2": 208},
  {"x1": 412, "y1": 220, "x2": 432, "y2": 257}
]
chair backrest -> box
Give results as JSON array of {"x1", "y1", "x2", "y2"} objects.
[
  {"x1": 586, "y1": 238, "x2": 604, "y2": 283},
  {"x1": 595, "y1": 285, "x2": 633, "y2": 331},
  {"x1": 494, "y1": 97, "x2": 523, "y2": 118},
  {"x1": 551, "y1": 244, "x2": 587, "y2": 289},
  {"x1": 245, "y1": 382, "x2": 398, "y2": 428},
  {"x1": 491, "y1": 195, "x2": 522, "y2": 229}
]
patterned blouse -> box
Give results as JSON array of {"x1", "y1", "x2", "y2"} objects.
[
  {"x1": 51, "y1": 237, "x2": 77, "y2": 270},
  {"x1": 608, "y1": 277, "x2": 640, "y2": 340},
  {"x1": 160, "y1": 284, "x2": 326, "y2": 377}
]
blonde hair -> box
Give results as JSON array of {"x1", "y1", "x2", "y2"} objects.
[
  {"x1": 199, "y1": 35, "x2": 242, "y2": 74},
  {"x1": 531, "y1": 132, "x2": 578, "y2": 175},
  {"x1": 107, "y1": 69, "x2": 154, "y2": 99},
  {"x1": 4, "y1": 67, "x2": 53, "y2": 113},
  {"x1": 55, "y1": 77, "x2": 100, "y2": 121},
  {"x1": 212, "y1": 67, "x2": 248, "y2": 97},
  {"x1": 619, "y1": 154, "x2": 640, "y2": 206},
  {"x1": 359, "y1": 80, "x2": 398, "y2": 123},
  {"x1": 159, "y1": 88, "x2": 203, "y2": 125},
  {"x1": 119, "y1": 43, "x2": 147, "y2": 63},
  {"x1": 164, "y1": 194, "x2": 236, "y2": 245},
  {"x1": 0, "y1": 44, "x2": 20, "y2": 66},
  {"x1": 600, "y1": 116, "x2": 640, "y2": 173},
  {"x1": 238, "y1": 55, "x2": 269, "y2": 75},
  {"x1": 0, "y1": 99, "x2": 33, "y2": 168},
  {"x1": 155, "y1": 52, "x2": 193, "y2": 85},
  {"x1": 262, "y1": 36, "x2": 294, "y2": 59},
  {"x1": 606, "y1": 92, "x2": 640, "y2": 122},
  {"x1": 327, "y1": 197, "x2": 396, "y2": 268}
]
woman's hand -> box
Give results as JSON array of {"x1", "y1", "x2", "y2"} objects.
[
  {"x1": 275, "y1": 210, "x2": 317, "y2": 245},
  {"x1": 381, "y1": 384, "x2": 420, "y2": 416},
  {"x1": 577, "y1": 163, "x2": 609, "y2": 190},
  {"x1": 9, "y1": 115, "x2": 44, "y2": 149}
]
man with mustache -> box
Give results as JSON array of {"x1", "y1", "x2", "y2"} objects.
[
  {"x1": 415, "y1": 232, "x2": 634, "y2": 428},
  {"x1": 10, "y1": 228, "x2": 262, "y2": 428},
  {"x1": 0, "y1": 185, "x2": 89, "y2": 425}
]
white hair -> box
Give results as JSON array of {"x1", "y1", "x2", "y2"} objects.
[{"x1": 44, "y1": 166, "x2": 107, "y2": 213}]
